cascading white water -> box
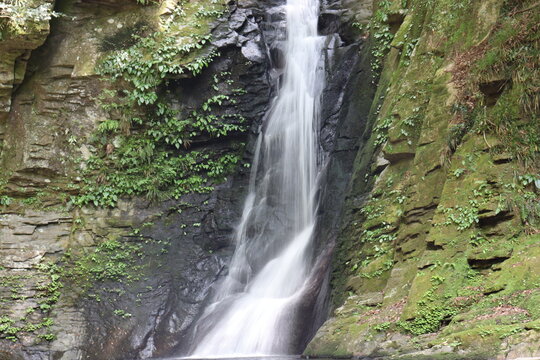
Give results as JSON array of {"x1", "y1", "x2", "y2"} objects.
[{"x1": 189, "y1": 0, "x2": 325, "y2": 356}]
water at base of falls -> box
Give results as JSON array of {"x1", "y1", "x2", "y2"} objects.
[{"x1": 187, "y1": 0, "x2": 326, "y2": 356}]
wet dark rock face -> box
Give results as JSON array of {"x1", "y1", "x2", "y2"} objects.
[
  {"x1": 293, "y1": 1, "x2": 376, "y2": 350},
  {"x1": 152, "y1": 0, "x2": 374, "y2": 357},
  {"x1": 78, "y1": 3, "x2": 279, "y2": 359}
]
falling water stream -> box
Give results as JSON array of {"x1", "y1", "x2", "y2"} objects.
[{"x1": 189, "y1": 0, "x2": 325, "y2": 356}]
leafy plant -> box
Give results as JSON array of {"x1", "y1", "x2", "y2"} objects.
[
  {"x1": 399, "y1": 276, "x2": 457, "y2": 335},
  {"x1": 113, "y1": 309, "x2": 132, "y2": 318},
  {"x1": 0, "y1": 195, "x2": 12, "y2": 206},
  {"x1": 374, "y1": 116, "x2": 394, "y2": 147},
  {"x1": 73, "y1": 1, "x2": 247, "y2": 207},
  {"x1": 0, "y1": 263, "x2": 61, "y2": 342},
  {"x1": 0, "y1": 0, "x2": 60, "y2": 37},
  {"x1": 373, "y1": 322, "x2": 392, "y2": 331},
  {"x1": 441, "y1": 201, "x2": 479, "y2": 231},
  {"x1": 369, "y1": 0, "x2": 394, "y2": 74}
]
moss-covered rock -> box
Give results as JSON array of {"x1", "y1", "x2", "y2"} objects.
[{"x1": 308, "y1": 0, "x2": 540, "y2": 358}]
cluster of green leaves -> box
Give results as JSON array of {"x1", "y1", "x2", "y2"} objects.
[
  {"x1": 0, "y1": 317, "x2": 19, "y2": 341},
  {"x1": 0, "y1": 195, "x2": 12, "y2": 206},
  {"x1": 360, "y1": 259, "x2": 394, "y2": 279},
  {"x1": 113, "y1": 309, "x2": 132, "y2": 318},
  {"x1": 373, "y1": 321, "x2": 392, "y2": 331},
  {"x1": 398, "y1": 276, "x2": 458, "y2": 335},
  {"x1": 73, "y1": 1, "x2": 247, "y2": 207},
  {"x1": 399, "y1": 302, "x2": 457, "y2": 335},
  {"x1": 63, "y1": 236, "x2": 173, "y2": 321},
  {"x1": 359, "y1": 201, "x2": 385, "y2": 220},
  {"x1": 469, "y1": 232, "x2": 490, "y2": 247},
  {"x1": 0, "y1": 263, "x2": 61, "y2": 342},
  {"x1": 373, "y1": 116, "x2": 393, "y2": 147},
  {"x1": 0, "y1": 236, "x2": 171, "y2": 342},
  {"x1": 445, "y1": 165, "x2": 539, "y2": 233},
  {"x1": 368, "y1": 0, "x2": 394, "y2": 73},
  {"x1": 361, "y1": 223, "x2": 397, "y2": 244},
  {"x1": 440, "y1": 200, "x2": 480, "y2": 231},
  {"x1": 195, "y1": 6, "x2": 225, "y2": 18},
  {"x1": 347, "y1": 227, "x2": 394, "y2": 275},
  {"x1": 35, "y1": 262, "x2": 63, "y2": 312},
  {"x1": 68, "y1": 239, "x2": 145, "y2": 284},
  {"x1": 436, "y1": 180, "x2": 500, "y2": 231},
  {"x1": 98, "y1": 32, "x2": 217, "y2": 106},
  {"x1": 74, "y1": 146, "x2": 242, "y2": 207},
  {"x1": 0, "y1": 0, "x2": 60, "y2": 39},
  {"x1": 425, "y1": 0, "x2": 476, "y2": 49},
  {"x1": 400, "y1": 37, "x2": 419, "y2": 67},
  {"x1": 503, "y1": 174, "x2": 540, "y2": 230}
]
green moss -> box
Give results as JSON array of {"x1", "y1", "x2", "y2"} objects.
[
  {"x1": 313, "y1": 1, "x2": 540, "y2": 358},
  {"x1": 396, "y1": 352, "x2": 493, "y2": 360}
]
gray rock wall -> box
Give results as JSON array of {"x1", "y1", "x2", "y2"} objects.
[{"x1": 0, "y1": 0, "x2": 275, "y2": 358}]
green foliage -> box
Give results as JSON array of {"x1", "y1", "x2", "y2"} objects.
[
  {"x1": 97, "y1": 32, "x2": 216, "y2": 106},
  {"x1": 0, "y1": 263, "x2": 60, "y2": 342},
  {"x1": 399, "y1": 276, "x2": 457, "y2": 335},
  {"x1": 399, "y1": 303, "x2": 457, "y2": 335},
  {"x1": 498, "y1": 326, "x2": 523, "y2": 339},
  {"x1": 368, "y1": 0, "x2": 394, "y2": 74},
  {"x1": 502, "y1": 174, "x2": 540, "y2": 230},
  {"x1": 0, "y1": 0, "x2": 59, "y2": 37},
  {"x1": 400, "y1": 38, "x2": 419, "y2": 67},
  {"x1": 441, "y1": 201, "x2": 479, "y2": 231},
  {"x1": 469, "y1": 232, "x2": 490, "y2": 247},
  {"x1": 361, "y1": 224, "x2": 397, "y2": 244},
  {"x1": 374, "y1": 116, "x2": 393, "y2": 147},
  {"x1": 453, "y1": 168, "x2": 465, "y2": 178},
  {"x1": 0, "y1": 195, "x2": 13, "y2": 206},
  {"x1": 69, "y1": 239, "x2": 144, "y2": 284},
  {"x1": 436, "y1": 180, "x2": 510, "y2": 231},
  {"x1": 360, "y1": 202, "x2": 385, "y2": 220},
  {"x1": 73, "y1": 1, "x2": 247, "y2": 207},
  {"x1": 50, "y1": 236, "x2": 173, "y2": 326},
  {"x1": 195, "y1": 6, "x2": 224, "y2": 18},
  {"x1": 448, "y1": 4, "x2": 540, "y2": 168},
  {"x1": 63, "y1": 236, "x2": 171, "y2": 297},
  {"x1": 0, "y1": 317, "x2": 20, "y2": 341},
  {"x1": 373, "y1": 322, "x2": 392, "y2": 331},
  {"x1": 113, "y1": 309, "x2": 132, "y2": 318},
  {"x1": 74, "y1": 145, "x2": 242, "y2": 207},
  {"x1": 360, "y1": 259, "x2": 394, "y2": 279},
  {"x1": 36, "y1": 262, "x2": 63, "y2": 311},
  {"x1": 37, "y1": 332, "x2": 56, "y2": 341}
]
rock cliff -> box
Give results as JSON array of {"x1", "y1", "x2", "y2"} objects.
[
  {"x1": 0, "y1": 0, "x2": 273, "y2": 358},
  {"x1": 0, "y1": 0, "x2": 538, "y2": 359},
  {"x1": 0, "y1": 0, "x2": 370, "y2": 358},
  {"x1": 307, "y1": 0, "x2": 540, "y2": 358}
]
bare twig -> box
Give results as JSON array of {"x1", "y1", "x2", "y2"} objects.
[{"x1": 510, "y1": 1, "x2": 540, "y2": 16}]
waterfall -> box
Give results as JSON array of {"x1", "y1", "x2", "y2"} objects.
[{"x1": 189, "y1": 0, "x2": 325, "y2": 356}]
